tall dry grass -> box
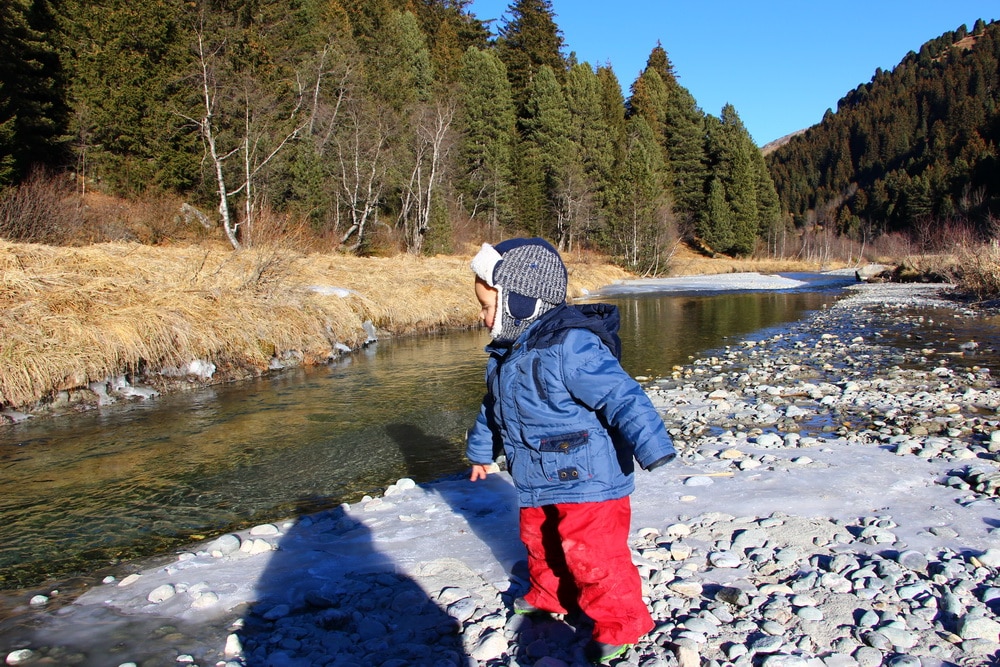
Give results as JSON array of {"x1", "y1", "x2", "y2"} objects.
[
  {"x1": 955, "y1": 242, "x2": 1000, "y2": 301},
  {"x1": 664, "y1": 242, "x2": 849, "y2": 276},
  {"x1": 0, "y1": 240, "x2": 629, "y2": 410}
]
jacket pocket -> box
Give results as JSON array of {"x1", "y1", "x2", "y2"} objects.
[
  {"x1": 539, "y1": 431, "x2": 592, "y2": 483},
  {"x1": 532, "y1": 357, "x2": 549, "y2": 401}
]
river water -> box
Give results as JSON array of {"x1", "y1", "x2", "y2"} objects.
[{"x1": 0, "y1": 276, "x2": 855, "y2": 594}]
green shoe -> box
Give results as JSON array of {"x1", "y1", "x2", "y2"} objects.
[
  {"x1": 585, "y1": 641, "x2": 631, "y2": 665},
  {"x1": 512, "y1": 596, "x2": 545, "y2": 615}
]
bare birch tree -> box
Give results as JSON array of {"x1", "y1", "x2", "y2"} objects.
[
  {"x1": 398, "y1": 98, "x2": 456, "y2": 254},
  {"x1": 185, "y1": 23, "x2": 310, "y2": 249},
  {"x1": 335, "y1": 100, "x2": 389, "y2": 252}
]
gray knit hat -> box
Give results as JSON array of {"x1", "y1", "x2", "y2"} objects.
[{"x1": 471, "y1": 237, "x2": 567, "y2": 342}]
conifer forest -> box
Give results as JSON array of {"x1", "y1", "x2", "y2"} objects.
[{"x1": 1, "y1": 1, "x2": 998, "y2": 272}]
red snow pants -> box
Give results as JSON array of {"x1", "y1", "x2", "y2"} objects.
[{"x1": 519, "y1": 496, "x2": 654, "y2": 645}]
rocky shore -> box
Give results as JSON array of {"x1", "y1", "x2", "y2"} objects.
[{"x1": 2, "y1": 281, "x2": 999, "y2": 667}]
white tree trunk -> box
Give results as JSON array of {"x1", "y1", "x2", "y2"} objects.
[{"x1": 194, "y1": 33, "x2": 241, "y2": 250}]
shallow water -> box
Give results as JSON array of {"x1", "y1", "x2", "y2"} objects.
[{"x1": 0, "y1": 281, "x2": 852, "y2": 593}]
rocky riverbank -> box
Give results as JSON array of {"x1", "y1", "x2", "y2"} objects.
[{"x1": 1, "y1": 281, "x2": 998, "y2": 667}]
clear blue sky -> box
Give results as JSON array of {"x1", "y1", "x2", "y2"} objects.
[{"x1": 468, "y1": 1, "x2": 998, "y2": 147}]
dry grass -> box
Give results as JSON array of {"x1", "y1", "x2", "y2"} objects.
[
  {"x1": 954, "y1": 243, "x2": 1000, "y2": 300},
  {"x1": 0, "y1": 240, "x2": 629, "y2": 410},
  {"x1": 664, "y1": 243, "x2": 849, "y2": 276}
]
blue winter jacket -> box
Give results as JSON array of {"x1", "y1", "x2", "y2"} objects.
[{"x1": 466, "y1": 303, "x2": 676, "y2": 507}]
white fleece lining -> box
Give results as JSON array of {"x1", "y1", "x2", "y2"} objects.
[
  {"x1": 491, "y1": 286, "x2": 504, "y2": 338},
  {"x1": 471, "y1": 243, "x2": 502, "y2": 286}
]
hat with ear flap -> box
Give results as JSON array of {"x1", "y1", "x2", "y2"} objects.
[{"x1": 471, "y1": 237, "x2": 568, "y2": 342}]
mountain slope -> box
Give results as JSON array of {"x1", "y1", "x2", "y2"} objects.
[{"x1": 766, "y1": 19, "x2": 999, "y2": 239}]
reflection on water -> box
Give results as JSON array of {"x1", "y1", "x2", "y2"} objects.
[
  {"x1": 875, "y1": 306, "x2": 1000, "y2": 369},
  {"x1": 608, "y1": 289, "x2": 840, "y2": 376},
  {"x1": 0, "y1": 285, "x2": 845, "y2": 591}
]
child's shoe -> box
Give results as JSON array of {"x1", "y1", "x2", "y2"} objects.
[
  {"x1": 512, "y1": 596, "x2": 545, "y2": 615},
  {"x1": 585, "y1": 641, "x2": 631, "y2": 665}
]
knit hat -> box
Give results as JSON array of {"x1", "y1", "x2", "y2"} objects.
[{"x1": 471, "y1": 237, "x2": 568, "y2": 342}]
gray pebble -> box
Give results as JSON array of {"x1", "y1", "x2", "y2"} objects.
[
  {"x1": 760, "y1": 655, "x2": 810, "y2": 667},
  {"x1": 795, "y1": 607, "x2": 823, "y2": 621},
  {"x1": 854, "y1": 646, "x2": 884, "y2": 667},
  {"x1": 749, "y1": 635, "x2": 783, "y2": 654},
  {"x1": 708, "y1": 551, "x2": 741, "y2": 568}
]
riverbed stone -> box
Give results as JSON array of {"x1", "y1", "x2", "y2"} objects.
[
  {"x1": 209, "y1": 534, "x2": 242, "y2": 556},
  {"x1": 147, "y1": 584, "x2": 176, "y2": 603},
  {"x1": 956, "y1": 613, "x2": 1000, "y2": 641},
  {"x1": 853, "y1": 646, "x2": 884, "y2": 667},
  {"x1": 976, "y1": 548, "x2": 1000, "y2": 568},
  {"x1": 470, "y1": 630, "x2": 507, "y2": 661},
  {"x1": 709, "y1": 551, "x2": 741, "y2": 568},
  {"x1": 249, "y1": 523, "x2": 280, "y2": 537},
  {"x1": 896, "y1": 550, "x2": 929, "y2": 574},
  {"x1": 4, "y1": 650, "x2": 37, "y2": 665},
  {"x1": 876, "y1": 625, "x2": 918, "y2": 649}
]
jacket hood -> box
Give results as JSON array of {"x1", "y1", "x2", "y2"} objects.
[{"x1": 488, "y1": 303, "x2": 622, "y2": 361}]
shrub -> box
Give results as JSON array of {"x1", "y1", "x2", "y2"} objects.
[
  {"x1": 956, "y1": 242, "x2": 1000, "y2": 300},
  {"x1": 0, "y1": 169, "x2": 83, "y2": 244}
]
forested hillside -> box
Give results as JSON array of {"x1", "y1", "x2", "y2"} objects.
[
  {"x1": 767, "y1": 19, "x2": 1000, "y2": 249},
  {"x1": 0, "y1": 0, "x2": 778, "y2": 272}
]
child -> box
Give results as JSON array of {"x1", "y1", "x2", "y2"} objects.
[{"x1": 466, "y1": 237, "x2": 676, "y2": 665}]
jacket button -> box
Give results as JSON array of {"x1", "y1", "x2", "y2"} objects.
[{"x1": 560, "y1": 442, "x2": 569, "y2": 450}]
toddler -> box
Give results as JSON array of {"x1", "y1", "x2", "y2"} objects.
[{"x1": 466, "y1": 237, "x2": 676, "y2": 664}]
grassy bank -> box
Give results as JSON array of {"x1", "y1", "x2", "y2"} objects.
[
  {"x1": 0, "y1": 240, "x2": 631, "y2": 414},
  {"x1": 9, "y1": 237, "x2": 944, "y2": 418}
]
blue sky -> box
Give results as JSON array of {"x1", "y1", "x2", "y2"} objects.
[{"x1": 468, "y1": 1, "x2": 998, "y2": 147}]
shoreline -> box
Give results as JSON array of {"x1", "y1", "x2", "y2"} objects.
[
  {"x1": 0, "y1": 241, "x2": 632, "y2": 425},
  {"x1": 1, "y1": 280, "x2": 998, "y2": 666},
  {"x1": 0, "y1": 238, "x2": 847, "y2": 426}
]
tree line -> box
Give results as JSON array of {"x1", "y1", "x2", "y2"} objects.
[
  {"x1": 767, "y1": 19, "x2": 1000, "y2": 251},
  {"x1": 1, "y1": 0, "x2": 780, "y2": 271}
]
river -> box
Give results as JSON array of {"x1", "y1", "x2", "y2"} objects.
[{"x1": 0, "y1": 276, "x2": 854, "y2": 593}]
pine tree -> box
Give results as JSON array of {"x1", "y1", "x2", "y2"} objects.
[
  {"x1": 626, "y1": 68, "x2": 667, "y2": 141},
  {"x1": 283, "y1": 1, "x2": 358, "y2": 232},
  {"x1": 702, "y1": 105, "x2": 759, "y2": 255},
  {"x1": 367, "y1": 10, "x2": 434, "y2": 110},
  {"x1": 637, "y1": 44, "x2": 707, "y2": 234},
  {"x1": 494, "y1": 0, "x2": 566, "y2": 116},
  {"x1": 406, "y1": 0, "x2": 489, "y2": 83},
  {"x1": 562, "y1": 62, "x2": 614, "y2": 249},
  {"x1": 703, "y1": 173, "x2": 736, "y2": 253},
  {"x1": 517, "y1": 64, "x2": 570, "y2": 241},
  {"x1": 721, "y1": 104, "x2": 759, "y2": 255},
  {"x1": 0, "y1": 0, "x2": 66, "y2": 188},
  {"x1": 607, "y1": 115, "x2": 670, "y2": 272},
  {"x1": 457, "y1": 46, "x2": 516, "y2": 230},
  {"x1": 59, "y1": 0, "x2": 197, "y2": 194},
  {"x1": 596, "y1": 65, "x2": 627, "y2": 167},
  {"x1": 752, "y1": 145, "x2": 783, "y2": 251},
  {"x1": 512, "y1": 137, "x2": 547, "y2": 236}
]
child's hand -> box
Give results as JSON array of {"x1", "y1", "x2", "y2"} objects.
[{"x1": 469, "y1": 464, "x2": 491, "y2": 481}]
